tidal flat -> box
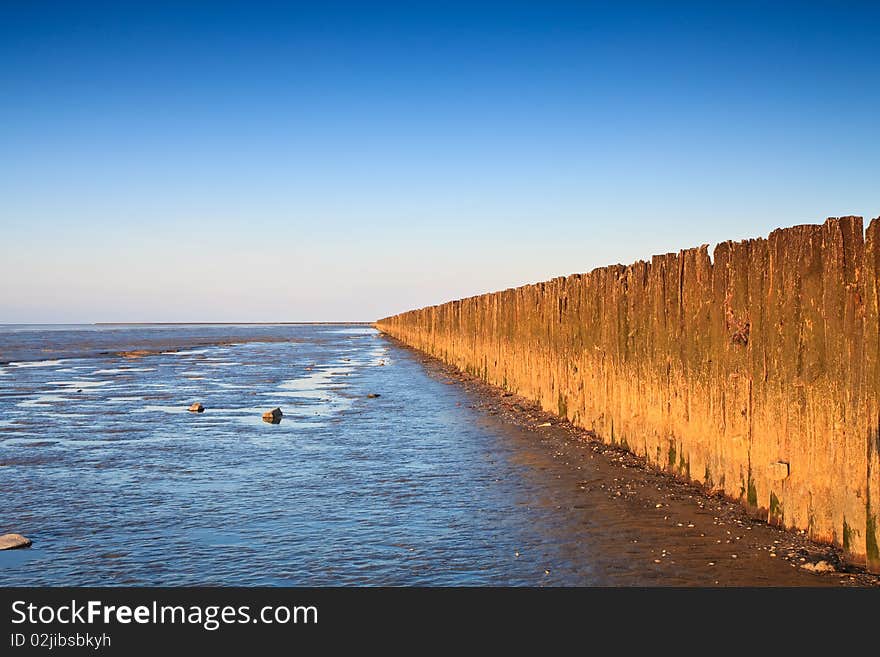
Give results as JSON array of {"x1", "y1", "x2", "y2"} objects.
[{"x1": 1, "y1": 323, "x2": 875, "y2": 585}]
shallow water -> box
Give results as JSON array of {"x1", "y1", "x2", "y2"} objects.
[{"x1": 0, "y1": 324, "x2": 841, "y2": 585}]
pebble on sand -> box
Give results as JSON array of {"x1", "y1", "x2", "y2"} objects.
[
  {"x1": 0, "y1": 534, "x2": 32, "y2": 550},
  {"x1": 188, "y1": 403, "x2": 205, "y2": 413},
  {"x1": 262, "y1": 408, "x2": 283, "y2": 424},
  {"x1": 801, "y1": 560, "x2": 836, "y2": 573}
]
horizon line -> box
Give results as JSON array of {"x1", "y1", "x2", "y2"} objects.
[{"x1": 0, "y1": 321, "x2": 377, "y2": 326}]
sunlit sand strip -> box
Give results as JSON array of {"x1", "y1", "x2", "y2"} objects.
[
  {"x1": 231, "y1": 416, "x2": 326, "y2": 431},
  {"x1": 16, "y1": 394, "x2": 71, "y2": 408},
  {"x1": 278, "y1": 372, "x2": 334, "y2": 391},
  {"x1": 161, "y1": 348, "x2": 211, "y2": 356},
  {"x1": 328, "y1": 327, "x2": 378, "y2": 335},
  {"x1": 134, "y1": 404, "x2": 281, "y2": 415},
  {"x1": 366, "y1": 346, "x2": 390, "y2": 366},
  {"x1": 201, "y1": 406, "x2": 285, "y2": 414},
  {"x1": 134, "y1": 405, "x2": 190, "y2": 414},
  {"x1": 93, "y1": 367, "x2": 156, "y2": 374},
  {"x1": 9, "y1": 359, "x2": 66, "y2": 368},
  {"x1": 267, "y1": 390, "x2": 328, "y2": 399}
]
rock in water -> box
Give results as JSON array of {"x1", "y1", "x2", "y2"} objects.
[
  {"x1": 262, "y1": 408, "x2": 283, "y2": 424},
  {"x1": 367, "y1": 393, "x2": 381, "y2": 398},
  {"x1": 188, "y1": 402, "x2": 205, "y2": 413},
  {"x1": 0, "y1": 534, "x2": 32, "y2": 550}
]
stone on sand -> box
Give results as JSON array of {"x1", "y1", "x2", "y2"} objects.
[{"x1": 801, "y1": 560, "x2": 835, "y2": 573}]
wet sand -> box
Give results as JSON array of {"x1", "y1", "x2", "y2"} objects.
[{"x1": 395, "y1": 338, "x2": 880, "y2": 587}]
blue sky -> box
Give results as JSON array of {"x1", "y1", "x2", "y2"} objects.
[{"x1": 2, "y1": 1, "x2": 878, "y2": 322}]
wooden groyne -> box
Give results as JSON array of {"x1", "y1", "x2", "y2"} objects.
[{"x1": 377, "y1": 216, "x2": 880, "y2": 571}]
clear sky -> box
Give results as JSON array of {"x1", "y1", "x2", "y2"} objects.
[{"x1": 2, "y1": 1, "x2": 878, "y2": 323}]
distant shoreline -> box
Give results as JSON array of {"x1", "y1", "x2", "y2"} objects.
[
  {"x1": 0, "y1": 321, "x2": 376, "y2": 327},
  {"x1": 92, "y1": 321, "x2": 374, "y2": 326}
]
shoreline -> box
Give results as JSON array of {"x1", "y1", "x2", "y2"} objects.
[
  {"x1": 0, "y1": 325, "x2": 374, "y2": 366},
  {"x1": 383, "y1": 333, "x2": 880, "y2": 586},
  {"x1": 92, "y1": 321, "x2": 374, "y2": 326}
]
